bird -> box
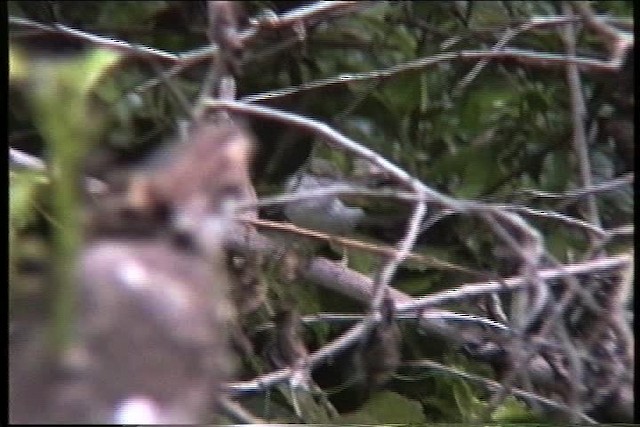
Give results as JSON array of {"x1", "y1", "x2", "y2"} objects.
[{"x1": 283, "y1": 158, "x2": 364, "y2": 239}]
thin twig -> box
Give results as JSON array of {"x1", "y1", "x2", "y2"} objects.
[
  {"x1": 242, "y1": 48, "x2": 629, "y2": 104},
  {"x1": 517, "y1": 173, "x2": 633, "y2": 200},
  {"x1": 134, "y1": 1, "x2": 364, "y2": 93},
  {"x1": 218, "y1": 396, "x2": 267, "y2": 424},
  {"x1": 243, "y1": 217, "x2": 486, "y2": 277},
  {"x1": 200, "y1": 99, "x2": 455, "y2": 205},
  {"x1": 570, "y1": 1, "x2": 634, "y2": 64},
  {"x1": 501, "y1": 205, "x2": 608, "y2": 238},
  {"x1": 370, "y1": 199, "x2": 427, "y2": 313},
  {"x1": 255, "y1": 312, "x2": 510, "y2": 334},
  {"x1": 561, "y1": 3, "x2": 602, "y2": 238},
  {"x1": 453, "y1": 13, "x2": 632, "y2": 95},
  {"x1": 397, "y1": 253, "x2": 631, "y2": 313},
  {"x1": 403, "y1": 359, "x2": 597, "y2": 424},
  {"x1": 9, "y1": 16, "x2": 180, "y2": 62},
  {"x1": 236, "y1": 184, "x2": 418, "y2": 211}
]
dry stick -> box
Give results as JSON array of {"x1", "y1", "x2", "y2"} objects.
[
  {"x1": 518, "y1": 172, "x2": 633, "y2": 200},
  {"x1": 403, "y1": 250, "x2": 630, "y2": 401},
  {"x1": 474, "y1": 199, "x2": 621, "y2": 319},
  {"x1": 238, "y1": 185, "x2": 419, "y2": 209},
  {"x1": 411, "y1": 248, "x2": 630, "y2": 413},
  {"x1": 450, "y1": 15, "x2": 567, "y2": 96},
  {"x1": 271, "y1": 251, "x2": 626, "y2": 346},
  {"x1": 204, "y1": 97, "x2": 630, "y2": 351},
  {"x1": 9, "y1": 16, "x2": 180, "y2": 62},
  {"x1": 201, "y1": 99, "x2": 430, "y2": 390},
  {"x1": 253, "y1": 312, "x2": 510, "y2": 334},
  {"x1": 553, "y1": 308, "x2": 586, "y2": 422},
  {"x1": 244, "y1": 217, "x2": 491, "y2": 278},
  {"x1": 202, "y1": 97, "x2": 440, "y2": 317},
  {"x1": 500, "y1": 206, "x2": 609, "y2": 239},
  {"x1": 134, "y1": 1, "x2": 364, "y2": 93},
  {"x1": 485, "y1": 253, "x2": 613, "y2": 417},
  {"x1": 371, "y1": 200, "x2": 427, "y2": 311},
  {"x1": 476, "y1": 212, "x2": 552, "y2": 416},
  {"x1": 223, "y1": 226, "x2": 630, "y2": 391},
  {"x1": 452, "y1": 25, "x2": 517, "y2": 96},
  {"x1": 200, "y1": 99, "x2": 453, "y2": 206},
  {"x1": 396, "y1": 253, "x2": 631, "y2": 314},
  {"x1": 240, "y1": 184, "x2": 624, "y2": 242},
  {"x1": 481, "y1": 210, "x2": 548, "y2": 332},
  {"x1": 562, "y1": 4, "x2": 603, "y2": 241},
  {"x1": 242, "y1": 48, "x2": 629, "y2": 104},
  {"x1": 570, "y1": 1, "x2": 634, "y2": 64},
  {"x1": 535, "y1": 9, "x2": 613, "y2": 418},
  {"x1": 453, "y1": 13, "x2": 632, "y2": 96}
]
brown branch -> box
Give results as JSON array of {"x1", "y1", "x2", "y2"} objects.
[
  {"x1": 223, "y1": 224, "x2": 631, "y2": 341},
  {"x1": 570, "y1": 1, "x2": 634, "y2": 64},
  {"x1": 396, "y1": 253, "x2": 631, "y2": 313},
  {"x1": 200, "y1": 99, "x2": 453, "y2": 204},
  {"x1": 134, "y1": 1, "x2": 365, "y2": 93},
  {"x1": 9, "y1": 16, "x2": 180, "y2": 62},
  {"x1": 370, "y1": 200, "x2": 428, "y2": 311},
  {"x1": 517, "y1": 172, "x2": 633, "y2": 200},
  {"x1": 242, "y1": 48, "x2": 628, "y2": 104},
  {"x1": 561, "y1": 3, "x2": 602, "y2": 240},
  {"x1": 243, "y1": 217, "x2": 492, "y2": 278}
]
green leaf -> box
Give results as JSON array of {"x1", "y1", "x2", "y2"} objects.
[
  {"x1": 442, "y1": 145, "x2": 501, "y2": 198},
  {"x1": 395, "y1": 273, "x2": 438, "y2": 296},
  {"x1": 9, "y1": 46, "x2": 28, "y2": 82},
  {"x1": 9, "y1": 171, "x2": 48, "y2": 232},
  {"x1": 451, "y1": 378, "x2": 486, "y2": 422},
  {"x1": 24, "y1": 47, "x2": 121, "y2": 353},
  {"x1": 540, "y1": 150, "x2": 571, "y2": 191},
  {"x1": 337, "y1": 391, "x2": 426, "y2": 424},
  {"x1": 459, "y1": 87, "x2": 515, "y2": 136},
  {"x1": 376, "y1": 74, "x2": 424, "y2": 119},
  {"x1": 492, "y1": 396, "x2": 544, "y2": 423}
]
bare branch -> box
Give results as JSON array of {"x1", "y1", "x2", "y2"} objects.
[
  {"x1": 370, "y1": 200, "x2": 428, "y2": 311},
  {"x1": 9, "y1": 16, "x2": 180, "y2": 62},
  {"x1": 243, "y1": 217, "x2": 486, "y2": 277},
  {"x1": 570, "y1": 1, "x2": 634, "y2": 64},
  {"x1": 397, "y1": 253, "x2": 631, "y2": 314},
  {"x1": 243, "y1": 48, "x2": 628, "y2": 104},
  {"x1": 454, "y1": 12, "x2": 633, "y2": 95},
  {"x1": 135, "y1": 1, "x2": 365, "y2": 93},
  {"x1": 200, "y1": 99, "x2": 454, "y2": 204},
  {"x1": 561, "y1": 4, "x2": 602, "y2": 239},
  {"x1": 517, "y1": 173, "x2": 633, "y2": 200}
]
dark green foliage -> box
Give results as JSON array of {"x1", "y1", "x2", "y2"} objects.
[{"x1": 10, "y1": 1, "x2": 633, "y2": 423}]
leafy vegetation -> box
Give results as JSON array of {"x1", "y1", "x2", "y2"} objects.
[{"x1": 9, "y1": 1, "x2": 633, "y2": 424}]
